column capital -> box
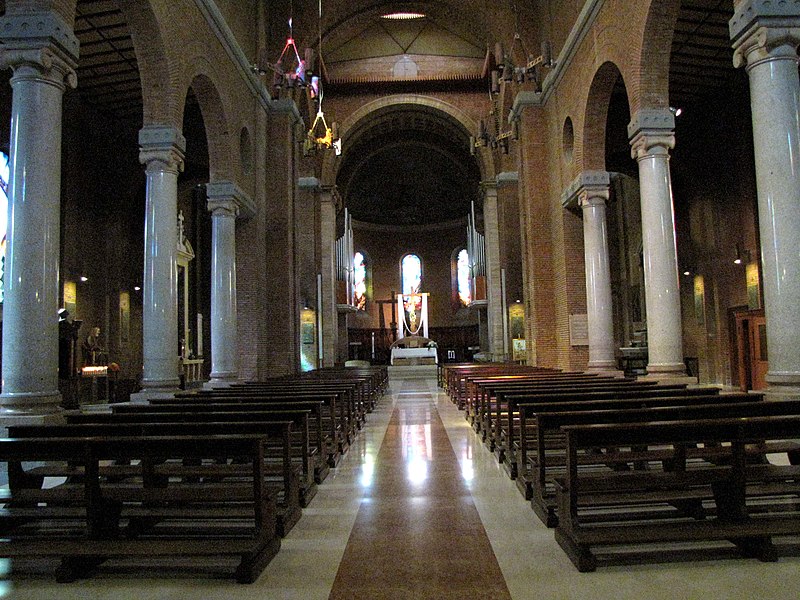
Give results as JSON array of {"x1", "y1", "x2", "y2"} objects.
[
  {"x1": 561, "y1": 170, "x2": 610, "y2": 213},
  {"x1": 320, "y1": 184, "x2": 342, "y2": 210},
  {"x1": 628, "y1": 110, "x2": 675, "y2": 161},
  {"x1": 481, "y1": 180, "x2": 498, "y2": 198},
  {"x1": 206, "y1": 180, "x2": 255, "y2": 219},
  {"x1": 138, "y1": 126, "x2": 186, "y2": 174},
  {"x1": 731, "y1": 1, "x2": 800, "y2": 63},
  {"x1": 0, "y1": 11, "x2": 79, "y2": 89},
  {"x1": 495, "y1": 171, "x2": 519, "y2": 188},
  {"x1": 732, "y1": 25, "x2": 800, "y2": 69}
]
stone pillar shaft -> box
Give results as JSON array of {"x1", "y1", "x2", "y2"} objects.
[
  {"x1": 629, "y1": 111, "x2": 685, "y2": 375},
  {"x1": 319, "y1": 188, "x2": 338, "y2": 368},
  {"x1": 732, "y1": 4, "x2": 800, "y2": 390},
  {"x1": 0, "y1": 12, "x2": 78, "y2": 414},
  {"x1": 139, "y1": 127, "x2": 185, "y2": 392},
  {"x1": 482, "y1": 183, "x2": 505, "y2": 361},
  {"x1": 580, "y1": 191, "x2": 616, "y2": 370},
  {"x1": 206, "y1": 181, "x2": 254, "y2": 385}
]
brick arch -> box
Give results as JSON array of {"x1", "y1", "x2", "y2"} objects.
[
  {"x1": 181, "y1": 69, "x2": 233, "y2": 181},
  {"x1": 582, "y1": 61, "x2": 627, "y2": 171},
  {"x1": 119, "y1": 1, "x2": 183, "y2": 128},
  {"x1": 321, "y1": 94, "x2": 493, "y2": 186},
  {"x1": 635, "y1": 0, "x2": 681, "y2": 113}
]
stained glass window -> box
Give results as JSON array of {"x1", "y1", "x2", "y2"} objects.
[
  {"x1": 401, "y1": 254, "x2": 422, "y2": 295},
  {"x1": 0, "y1": 152, "x2": 9, "y2": 303},
  {"x1": 457, "y1": 248, "x2": 471, "y2": 306},
  {"x1": 353, "y1": 251, "x2": 367, "y2": 310}
]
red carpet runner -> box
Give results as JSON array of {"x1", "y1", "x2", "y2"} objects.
[{"x1": 329, "y1": 380, "x2": 512, "y2": 599}]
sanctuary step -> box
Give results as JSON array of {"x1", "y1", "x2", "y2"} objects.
[{"x1": 387, "y1": 364, "x2": 438, "y2": 379}]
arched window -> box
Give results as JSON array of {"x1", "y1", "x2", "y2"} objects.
[
  {"x1": 455, "y1": 248, "x2": 471, "y2": 306},
  {"x1": 353, "y1": 251, "x2": 367, "y2": 310},
  {"x1": 0, "y1": 151, "x2": 9, "y2": 303},
  {"x1": 401, "y1": 253, "x2": 422, "y2": 295}
]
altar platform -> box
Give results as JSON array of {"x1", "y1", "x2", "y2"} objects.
[{"x1": 387, "y1": 364, "x2": 438, "y2": 379}]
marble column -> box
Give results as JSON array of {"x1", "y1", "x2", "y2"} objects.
[
  {"x1": 482, "y1": 182, "x2": 506, "y2": 361},
  {"x1": 731, "y1": 2, "x2": 800, "y2": 393},
  {"x1": 319, "y1": 186, "x2": 338, "y2": 367},
  {"x1": 628, "y1": 110, "x2": 686, "y2": 376},
  {"x1": 564, "y1": 172, "x2": 617, "y2": 371},
  {"x1": 138, "y1": 126, "x2": 185, "y2": 393},
  {"x1": 0, "y1": 12, "x2": 78, "y2": 418},
  {"x1": 206, "y1": 182, "x2": 255, "y2": 386}
]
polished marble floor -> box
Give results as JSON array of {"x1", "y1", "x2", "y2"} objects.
[{"x1": 4, "y1": 375, "x2": 800, "y2": 599}]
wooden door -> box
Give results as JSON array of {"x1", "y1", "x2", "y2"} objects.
[
  {"x1": 748, "y1": 315, "x2": 769, "y2": 390},
  {"x1": 734, "y1": 309, "x2": 767, "y2": 391}
]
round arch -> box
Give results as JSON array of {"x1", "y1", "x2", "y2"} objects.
[
  {"x1": 180, "y1": 69, "x2": 233, "y2": 181},
  {"x1": 119, "y1": 1, "x2": 183, "y2": 128},
  {"x1": 636, "y1": 0, "x2": 681, "y2": 113},
  {"x1": 321, "y1": 94, "x2": 494, "y2": 187},
  {"x1": 582, "y1": 61, "x2": 627, "y2": 171}
]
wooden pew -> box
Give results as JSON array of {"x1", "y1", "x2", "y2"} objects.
[
  {"x1": 479, "y1": 378, "x2": 663, "y2": 448},
  {"x1": 155, "y1": 391, "x2": 345, "y2": 465},
  {"x1": 182, "y1": 384, "x2": 358, "y2": 448},
  {"x1": 0, "y1": 432, "x2": 286, "y2": 583},
  {"x1": 524, "y1": 395, "x2": 800, "y2": 526},
  {"x1": 111, "y1": 399, "x2": 331, "y2": 485},
  {"x1": 512, "y1": 392, "x2": 760, "y2": 500},
  {"x1": 492, "y1": 384, "x2": 719, "y2": 466},
  {"x1": 553, "y1": 415, "x2": 800, "y2": 571},
  {"x1": 62, "y1": 410, "x2": 315, "y2": 516},
  {"x1": 465, "y1": 372, "x2": 608, "y2": 427}
]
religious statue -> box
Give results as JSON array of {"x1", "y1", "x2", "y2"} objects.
[{"x1": 82, "y1": 326, "x2": 106, "y2": 366}]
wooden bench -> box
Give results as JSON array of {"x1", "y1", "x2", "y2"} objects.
[
  {"x1": 182, "y1": 385, "x2": 357, "y2": 450},
  {"x1": 553, "y1": 415, "x2": 800, "y2": 571},
  {"x1": 523, "y1": 395, "x2": 800, "y2": 526},
  {"x1": 111, "y1": 399, "x2": 331, "y2": 484},
  {"x1": 58, "y1": 412, "x2": 311, "y2": 521},
  {"x1": 510, "y1": 392, "x2": 760, "y2": 496},
  {"x1": 492, "y1": 386, "x2": 719, "y2": 466},
  {"x1": 0, "y1": 432, "x2": 288, "y2": 583},
  {"x1": 155, "y1": 391, "x2": 345, "y2": 465}
]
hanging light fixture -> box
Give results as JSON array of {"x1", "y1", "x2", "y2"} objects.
[
  {"x1": 303, "y1": 0, "x2": 341, "y2": 156},
  {"x1": 253, "y1": 0, "x2": 315, "y2": 95}
]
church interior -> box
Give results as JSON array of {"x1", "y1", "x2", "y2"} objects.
[{"x1": 0, "y1": 0, "x2": 799, "y2": 597}]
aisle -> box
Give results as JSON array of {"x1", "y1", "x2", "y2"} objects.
[{"x1": 328, "y1": 378, "x2": 511, "y2": 599}]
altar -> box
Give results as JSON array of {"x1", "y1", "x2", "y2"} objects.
[{"x1": 390, "y1": 346, "x2": 438, "y2": 365}]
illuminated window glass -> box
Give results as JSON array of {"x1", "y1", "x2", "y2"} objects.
[
  {"x1": 401, "y1": 254, "x2": 422, "y2": 295},
  {"x1": 457, "y1": 248, "x2": 471, "y2": 306},
  {"x1": 0, "y1": 152, "x2": 9, "y2": 303},
  {"x1": 353, "y1": 251, "x2": 367, "y2": 310}
]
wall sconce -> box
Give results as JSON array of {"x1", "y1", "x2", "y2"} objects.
[
  {"x1": 669, "y1": 106, "x2": 683, "y2": 117},
  {"x1": 734, "y1": 244, "x2": 750, "y2": 265}
]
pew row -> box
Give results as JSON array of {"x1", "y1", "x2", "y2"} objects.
[
  {"x1": 553, "y1": 415, "x2": 800, "y2": 571},
  {"x1": 0, "y1": 433, "x2": 287, "y2": 583}
]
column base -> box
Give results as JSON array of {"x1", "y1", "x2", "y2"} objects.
[
  {"x1": 204, "y1": 377, "x2": 240, "y2": 389},
  {"x1": 129, "y1": 387, "x2": 181, "y2": 404},
  {"x1": 0, "y1": 410, "x2": 65, "y2": 436},
  {"x1": 586, "y1": 363, "x2": 626, "y2": 378},
  {"x1": 763, "y1": 373, "x2": 800, "y2": 401},
  {"x1": 0, "y1": 390, "x2": 63, "y2": 415}
]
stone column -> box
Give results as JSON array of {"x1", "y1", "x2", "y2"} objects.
[
  {"x1": 0, "y1": 12, "x2": 78, "y2": 419},
  {"x1": 731, "y1": 2, "x2": 800, "y2": 393},
  {"x1": 319, "y1": 186, "x2": 338, "y2": 367},
  {"x1": 482, "y1": 182, "x2": 506, "y2": 361},
  {"x1": 138, "y1": 126, "x2": 185, "y2": 394},
  {"x1": 563, "y1": 172, "x2": 618, "y2": 371},
  {"x1": 628, "y1": 110, "x2": 686, "y2": 377},
  {"x1": 205, "y1": 181, "x2": 255, "y2": 386}
]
